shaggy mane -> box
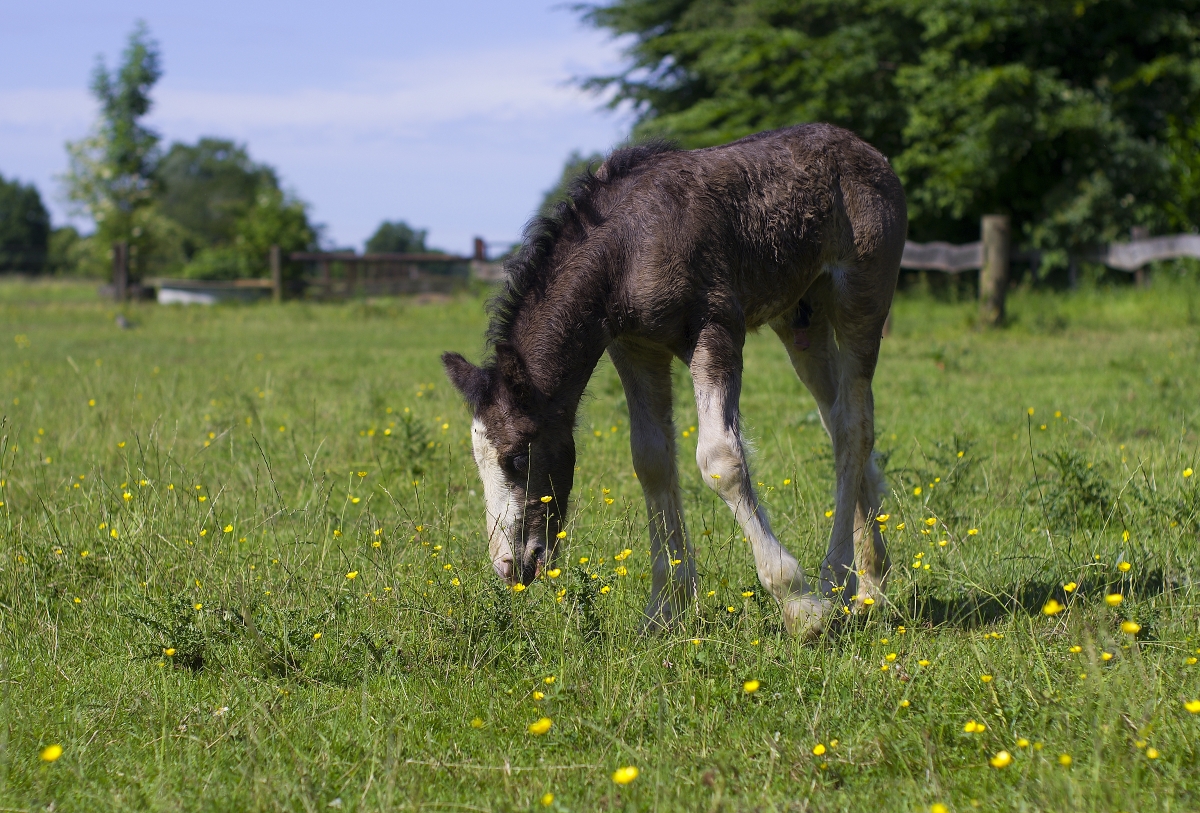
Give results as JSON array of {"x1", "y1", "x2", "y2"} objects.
[{"x1": 485, "y1": 140, "x2": 679, "y2": 350}]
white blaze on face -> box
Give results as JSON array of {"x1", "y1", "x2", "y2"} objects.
[{"x1": 471, "y1": 418, "x2": 521, "y2": 582}]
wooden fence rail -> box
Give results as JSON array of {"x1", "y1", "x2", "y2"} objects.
[
  {"x1": 899, "y1": 219, "x2": 1200, "y2": 327},
  {"x1": 120, "y1": 225, "x2": 1199, "y2": 318}
]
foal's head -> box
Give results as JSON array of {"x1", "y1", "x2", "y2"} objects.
[{"x1": 442, "y1": 343, "x2": 575, "y2": 585}]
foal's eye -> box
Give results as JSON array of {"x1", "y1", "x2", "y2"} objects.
[{"x1": 511, "y1": 454, "x2": 528, "y2": 473}]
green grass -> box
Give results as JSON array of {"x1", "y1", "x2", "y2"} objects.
[{"x1": 1, "y1": 273, "x2": 1198, "y2": 812}]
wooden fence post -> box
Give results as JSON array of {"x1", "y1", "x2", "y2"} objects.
[
  {"x1": 270, "y1": 245, "x2": 282, "y2": 302},
  {"x1": 112, "y1": 241, "x2": 128, "y2": 302},
  {"x1": 1131, "y1": 226, "x2": 1150, "y2": 288},
  {"x1": 979, "y1": 215, "x2": 1010, "y2": 327}
]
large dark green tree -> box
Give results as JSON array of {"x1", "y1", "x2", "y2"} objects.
[
  {"x1": 583, "y1": 0, "x2": 1200, "y2": 253},
  {"x1": 0, "y1": 174, "x2": 51, "y2": 272}
]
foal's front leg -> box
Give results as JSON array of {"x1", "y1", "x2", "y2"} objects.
[
  {"x1": 690, "y1": 327, "x2": 830, "y2": 638},
  {"x1": 609, "y1": 340, "x2": 696, "y2": 630}
]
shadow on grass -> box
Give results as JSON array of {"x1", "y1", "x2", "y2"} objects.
[{"x1": 893, "y1": 569, "x2": 1176, "y2": 633}]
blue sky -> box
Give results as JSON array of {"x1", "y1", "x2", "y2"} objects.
[{"x1": 0, "y1": 1, "x2": 633, "y2": 254}]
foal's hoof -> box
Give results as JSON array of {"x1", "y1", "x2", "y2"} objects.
[
  {"x1": 852, "y1": 575, "x2": 887, "y2": 612},
  {"x1": 782, "y1": 595, "x2": 833, "y2": 640}
]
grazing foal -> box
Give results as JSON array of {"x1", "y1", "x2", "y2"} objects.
[{"x1": 443, "y1": 124, "x2": 906, "y2": 638}]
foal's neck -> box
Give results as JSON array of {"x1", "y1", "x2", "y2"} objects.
[{"x1": 508, "y1": 267, "x2": 611, "y2": 416}]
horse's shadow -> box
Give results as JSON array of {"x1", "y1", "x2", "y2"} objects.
[{"x1": 888, "y1": 568, "x2": 1176, "y2": 633}]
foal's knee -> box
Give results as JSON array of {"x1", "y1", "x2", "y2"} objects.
[
  {"x1": 696, "y1": 432, "x2": 743, "y2": 492},
  {"x1": 630, "y1": 431, "x2": 674, "y2": 491}
]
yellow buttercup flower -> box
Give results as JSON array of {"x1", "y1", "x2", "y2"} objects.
[
  {"x1": 1184, "y1": 700, "x2": 1200, "y2": 714},
  {"x1": 40, "y1": 744, "x2": 63, "y2": 762},
  {"x1": 1063, "y1": 582, "x2": 1077, "y2": 592},
  {"x1": 1058, "y1": 753, "x2": 1072, "y2": 767},
  {"x1": 540, "y1": 793, "x2": 554, "y2": 806},
  {"x1": 743, "y1": 679, "x2": 760, "y2": 694},
  {"x1": 1118, "y1": 561, "x2": 1131, "y2": 572},
  {"x1": 812, "y1": 743, "x2": 826, "y2": 756},
  {"x1": 544, "y1": 675, "x2": 556, "y2": 685},
  {"x1": 1043, "y1": 599, "x2": 1064, "y2": 616},
  {"x1": 1120, "y1": 620, "x2": 1141, "y2": 635},
  {"x1": 345, "y1": 571, "x2": 358, "y2": 580},
  {"x1": 527, "y1": 717, "x2": 552, "y2": 735},
  {"x1": 540, "y1": 495, "x2": 553, "y2": 503},
  {"x1": 931, "y1": 805, "x2": 949, "y2": 813},
  {"x1": 612, "y1": 766, "x2": 639, "y2": 784},
  {"x1": 1105, "y1": 593, "x2": 1123, "y2": 606},
  {"x1": 989, "y1": 750, "x2": 1013, "y2": 768},
  {"x1": 470, "y1": 717, "x2": 484, "y2": 728},
  {"x1": 223, "y1": 524, "x2": 233, "y2": 533},
  {"x1": 512, "y1": 583, "x2": 526, "y2": 593}
]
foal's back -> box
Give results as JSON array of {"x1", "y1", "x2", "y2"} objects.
[{"x1": 604, "y1": 123, "x2": 906, "y2": 339}]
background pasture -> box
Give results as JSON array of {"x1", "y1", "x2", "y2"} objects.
[{"x1": 1, "y1": 274, "x2": 1199, "y2": 811}]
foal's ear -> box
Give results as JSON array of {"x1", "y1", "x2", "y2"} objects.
[
  {"x1": 441, "y1": 352, "x2": 488, "y2": 412},
  {"x1": 493, "y1": 341, "x2": 534, "y2": 408}
]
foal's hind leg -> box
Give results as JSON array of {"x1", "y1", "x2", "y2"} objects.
[
  {"x1": 609, "y1": 339, "x2": 696, "y2": 630},
  {"x1": 689, "y1": 324, "x2": 828, "y2": 638},
  {"x1": 772, "y1": 286, "x2": 890, "y2": 608}
]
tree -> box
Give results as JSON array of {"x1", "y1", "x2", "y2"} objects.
[
  {"x1": 156, "y1": 138, "x2": 276, "y2": 249},
  {"x1": 366, "y1": 220, "x2": 431, "y2": 254},
  {"x1": 62, "y1": 22, "x2": 162, "y2": 271},
  {"x1": 0, "y1": 174, "x2": 50, "y2": 272},
  {"x1": 537, "y1": 151, "x2": 605, "y2": 218},
  {"x1": 181, "y1": 185, "x2": 317, "y2": 280},
  {"x1": 582, "y1": 0, "x2": 1200, "y2": 255}
]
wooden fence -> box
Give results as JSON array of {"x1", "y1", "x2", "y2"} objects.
[
  {"x1": 901, "y1": 218, "x2": 1200, "y2": 326},
  {"x1": 118, "y1": 222, "x2": 1199, "y2": 317}
]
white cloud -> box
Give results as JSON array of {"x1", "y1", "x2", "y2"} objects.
[{"x1": 0, "y1": 34, "x2": 633, "y2": 250}]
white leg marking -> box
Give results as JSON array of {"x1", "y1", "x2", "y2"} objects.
[{"x1": 691, "y1": 349, "x2": 827, "y2": 638}]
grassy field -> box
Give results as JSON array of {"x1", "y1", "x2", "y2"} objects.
[{"x1": 1, "y1": 273, "x2": 1198, "y2": 812}]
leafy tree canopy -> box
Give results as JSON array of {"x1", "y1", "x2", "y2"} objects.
[
  {"x1": 582, "y1": 0, "x2": 1200, "y2": 252},
  {"x1": 0, "y1": 173, "x2": 51, "y2": 272},
  {"x1": 157, "y1": 138, "x2": 277, "y2": 248},
  {"x1": 366, "y1": 220, "x2": 432, "y2": 254}
]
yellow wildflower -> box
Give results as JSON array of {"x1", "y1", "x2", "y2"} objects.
[
  {"x1": 990, "y1": 750, "x2": 1013, "y2": 768},
  {"x1": 40, "y1": 744, "x2": 63, "y2": 762},
  {"x1": 1043, "y1": 599, "x2": 1064, "y2": 615},
  {"x1": 1058, "y1": 754, "x2": 1072, "y2": 767},
  {"x1": 612, "y1": 766, "x2": 639, "y2": 784},
  {"x1": 527, "y1": 717, "x2": 552, "y2": 735},
  {"x1": 1105, "y1": 593, "x2": 1123, "y2": 607},
  {"x1": 743, "y1": 679, "x2": 760, "y2": 694},
  {"x1": 1120, "y1": 620, "x2": 1141, "y2": 635}
]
